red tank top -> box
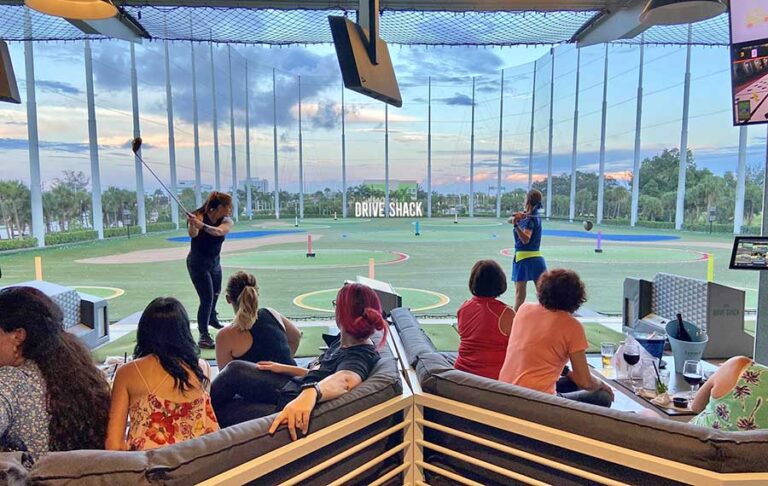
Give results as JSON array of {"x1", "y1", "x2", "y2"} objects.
[{"x1": 454, "y1": 296, "x2": 512, "y2": 380}]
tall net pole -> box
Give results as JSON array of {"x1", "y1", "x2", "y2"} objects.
[
  {"x1": 597, "y1": 44, "x2": 609, "y2": 225},
  {"x1": 496, "y1": 70, "x2": 504, "y2": 218},
  {"x1": 469, "y1": 77, "x2": 476, "y2": 217},
  {"x1": 675, "y1": 24, "x2": 693, "y2": 231},
  {"x1": 546, "y1": 48, "x2": 555, "y2": 218},
  {"x1": 527, "y1": 61, "x2": 537, "y2": 190},
  {"x1": 85, "y1": 39, "x2": 104, "y2": 238},
  {"x1": 631, "y1": 39, "x2": 645, "y2": 227}
]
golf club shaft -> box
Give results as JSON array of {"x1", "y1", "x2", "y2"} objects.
[{"x1": 133, "y1": 151, "x2": 192, "y2": 216}]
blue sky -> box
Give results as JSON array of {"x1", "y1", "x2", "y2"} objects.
[{"x1": 0, "y1": 39, "x2": 756, "y2": 195}]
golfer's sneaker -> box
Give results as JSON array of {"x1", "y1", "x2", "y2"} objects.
[{"x1": 198, "y1": 334, "x2": 215, "y2": 349}]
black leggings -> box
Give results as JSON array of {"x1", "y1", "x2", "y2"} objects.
[
  {"x1": 211, "y1": 361, "x2": 296, "y2": 427},
  {"x1": 186, "y1": 255, "x2": 222, "y2": 336}
]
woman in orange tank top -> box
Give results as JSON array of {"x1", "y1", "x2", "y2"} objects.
[{"x1": 106, "y1": 298, "x2": 219, "y2": 451}]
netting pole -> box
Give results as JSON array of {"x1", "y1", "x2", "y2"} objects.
[
  {"x1": 427, "y1": 77, "x2": 432, "y2": 218},
  {"x1": 754, "y1": 124, "x2": 768, "y2": 364},
  {"x1": 527, "y1": 61, "x2": 537, "y2": 190},
  {"x1": 675, "y1": 24, "x2": 693, "y2": 231},
  {"x1": 546, "y1": 48, "x2": 555, "y2": 219},
  {"x1": 245, "y1": 59, "x2": 252, "y2": 219},
  {"x1": 734, "y1": 126, "x2": 748, "y2": 234},
  {"x1": 24, "y1": 11, "x2": 44, "y2": 248},
  {"x1": 163, "y1": 39, "x2": 179, "y2": 228},
  {"x1": 191, "y1": 41, "x2": 202, "y2": 207},
  {"x1": 469, "y1": 77, "x2": 476, "y2": 218},
  {"x1": 385, "y1": 104, "x2": 390, "y2": 218},
  {"x1": 298, "y1": 75, "x2": 304, "y2": 220},
  {"x1": 631, "y1": 38, "x2": 645, "y2": 228},
  {"x1": 569, "y1": 47, "x2": 580, "y2": 223},
  {"x1": 597, "y1": 44, "x2": 609, "y2": 226},
  {"x1": 495, "y1": 70, "x2": 504, "y2": 218},
  {"x1": 130, "y1": 42, "x2": 146, "y2": 234},
  {"x1": 273, "y1": 68, "x2": 280, "y2": 219},
  {"x1": 227, "y1": 46, "x2": 238, "y2": 222},
  {"x1": 341, "y1": 86, "x2": 347, "y2": 218},
  {"x1": 84, "y1": 39, "x2": 103, "y2": 239},
  {"x1": 210, "y1": 41, "x2": 221, "y2": 192}
]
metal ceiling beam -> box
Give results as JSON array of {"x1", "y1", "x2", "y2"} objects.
[{"x1": 572, "y1": 0, "x2": 649, "y2": 46}]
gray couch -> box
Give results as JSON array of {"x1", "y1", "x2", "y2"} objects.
[
  {"x1": 0, "y1": 341, "x2": 403, "y2": 485},
  {"x1": 391, "y1": 307, "x2": 768, "y2": 485}
]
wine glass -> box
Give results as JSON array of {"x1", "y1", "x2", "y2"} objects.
[
  {"x1": 623, "y1": 342, "x2": 641, "y2": 386},
  {"x1": 683, "y1": 360, "x2": 704, "y2": 399}
]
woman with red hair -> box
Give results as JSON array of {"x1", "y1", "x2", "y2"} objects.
[{"x1": 210, "y1": 283, "x2": 387, "y2": 439}]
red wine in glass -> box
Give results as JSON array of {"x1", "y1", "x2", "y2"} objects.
[
  {"x1": 624, "y1": 353, "x2": 640, "y2": 366},
  {"x1": 683, "y1": 373, "x2": 703, "y2": 387}
]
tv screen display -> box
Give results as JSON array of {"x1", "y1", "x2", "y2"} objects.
[
  {"x1": 730, "y1": 0, "x2": 768, "y2": 45},
  {"x1": 729, "y1": 236, "x2": 768, "y2": 270},
  {"x1": 731, "y1": 41, "x2": 768, "y2": 125}
]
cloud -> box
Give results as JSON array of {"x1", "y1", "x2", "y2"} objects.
[
  {"x1": 36, "y1": 80, "x2": 83, "y2": 96},
  {"x1": 0, "y1": 138, "x2": 89, "y2": 153},
  {"x1": 437, "y1": 93, "x2": 475, "y2": 106}
]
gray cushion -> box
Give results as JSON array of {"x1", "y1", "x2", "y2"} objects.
[
  {"x1": 27, "y1": 450, "x2": 151, "y2": 485},
  {"x1": 0, "y1": 453, "x2": 28, "y2": 486},
  {"x1": 390, "y1": 307, "x2": 420, "y2": 332}
]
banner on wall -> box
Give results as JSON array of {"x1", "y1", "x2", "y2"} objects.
[{"x1": 354, "y1": 199, "x2": 423, "y2": 217}]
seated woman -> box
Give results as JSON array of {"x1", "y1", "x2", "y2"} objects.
[
  {"x1": 498, "y1": 269, "x2": 614, "y2": 407},
  {"x1": 215, "y1": 271, "x2": 301, "y2": 369},
  {"x1": 211, "y1": 283, "x2": 386, "y2": 440},
  {"x1": 0, "y1": 286, "x2": 111, "y2": 461},
  {"x1": 691, "y1": 356, "x2": 768, "y2": 431},
  {"x1": 454, "y1": 260, "x2": 515, "y2": 380},
  {"x1": 106, "y1": 298, "x2": 219, "y2": 451}
]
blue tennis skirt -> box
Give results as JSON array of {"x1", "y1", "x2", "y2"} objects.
[{"x1": 512, "y1": 256, "x2": 547, "y2": 283}]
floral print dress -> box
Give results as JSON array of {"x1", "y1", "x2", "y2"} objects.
[
  {"x1": 127, "y1": 363, "x2": 219, "y2": 451},
  {"x1": 691, "y1": 362, "x2": 768, "y2": 431}
]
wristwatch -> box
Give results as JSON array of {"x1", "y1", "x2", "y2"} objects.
[{"x1": 301, "y1": 382, "x2": 323, "y2": 403}]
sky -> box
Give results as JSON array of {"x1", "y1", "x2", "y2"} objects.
[{"x1": 0, "y1": 35, "x2": 759, "y2": 196}]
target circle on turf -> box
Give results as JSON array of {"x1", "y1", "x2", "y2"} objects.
[
  {"x1": 293, "y1": 287, "x2": 449, "y2": 313},
  {"x1": 222, "y1": 249, "x2": 409, "y2": 270}
]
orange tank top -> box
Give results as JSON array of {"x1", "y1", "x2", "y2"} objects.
[{"x1": 126, "y1": 362, "x2": 219, "y2": 451}]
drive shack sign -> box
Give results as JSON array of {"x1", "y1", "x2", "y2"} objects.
[{"x1": 354, "y1": 199, "x2": 424, "y2": 218}]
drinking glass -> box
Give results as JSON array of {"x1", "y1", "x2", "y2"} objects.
[
  {"x1": 623, "y1": 342, "x2": 641, "y2": 386},
  {"x1": 683, "y1": 360, "x2": 704, "y2": 399},
  {"x1": 600, "y1": 342, "x2": 616, "y2": 368}
]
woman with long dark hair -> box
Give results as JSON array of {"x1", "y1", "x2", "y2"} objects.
[
  {"x1": 106, "y1": 297, "x2": 218, "y2": 451},
  {"x1": 187, "y1": 191, "x2": 234, "y2": 348},
  {"x1": 509, "y1": 188, "x2": 547, "y2": 311},
  {"x1": 0, "y1": 286, "x2": 111, "y2": 459}
]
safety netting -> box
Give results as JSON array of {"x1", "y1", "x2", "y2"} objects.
[{"x1": 0, "y1": 4, "x2": 730, "y2": 46}]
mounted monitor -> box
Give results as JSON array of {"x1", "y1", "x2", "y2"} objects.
[
  {"x1": 328, "y1": 1, "x2": 401, "y2": 108},
  {"x1": 0, "y1": 41, "x2": 21, "y2": 104},
  {"x1": 729, "y1": 236, "x2": 768, "y2": 270},
  {"x1": 730, "y1": 0, "x2": 768, "y2": 45},
  {"x1": 730, "y1": 1, "x2": 768, "y2": 125}
]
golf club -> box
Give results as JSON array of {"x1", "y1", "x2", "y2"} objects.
[
  {"x1": 131, "y1": 137, "x2": 192, "y2": 216},
  {"x1": 508, "y1": 212, "x2": 594, "y2": 231}
]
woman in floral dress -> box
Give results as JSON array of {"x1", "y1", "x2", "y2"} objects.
[
  {"x1": 106, "y1": 298, "x2": 218, "y2": 451},
  {"x1": 691, "y1": 356, "x2": 768, "y2": 431}
]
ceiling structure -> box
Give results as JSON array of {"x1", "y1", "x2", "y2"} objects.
[{"x1": 0, "y1": 0, "x2": 730, "y2": 45}]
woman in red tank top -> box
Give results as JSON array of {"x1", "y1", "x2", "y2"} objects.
[{"x1": 454, "y1": 260, "x2": 515, "y2": 380}]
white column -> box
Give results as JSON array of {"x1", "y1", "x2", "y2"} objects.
[
  {"x1": 163, "y1": 40, "x2": 179, "y2": 227},
  {"x1": 676, "y1": 24, "x2": 693, "y2": 231},
  {"x1": 298, "y1": 75, "x2": 304, "y2": 220},
  {"x1": 631, "y1": 40, "x2": 645, "y2": 227},
  {"x1": 272, "y1": 69, "x2": 280, "y2": 219},
  {"x1": 210, "y1": 42, "x2": 221, "y2": 192},
  {"x1": 527, "y1": 61, "x2": 537, "y2": 189},
  {"x1": 496, "y1": 70, "x2": 504, "y2": 218},
  {"x1": 469, "y1": 77, "x2": 476, "y2": 217},
  {"x1": 245, "y1": 59, "x2": 252, "y2": 219},
  {"x1": 546, "y1": 48, "x2": 555, "y2": 218},
  {"x1": 427, "y1": 77, "x2": 432, "y2": 218},
  {"x1": 569, "y1": 48, "x2": 581, "y2": 222},
  {"x1": 385, "y1": 104, "x2": 390, "y2": 217},
  {"x1": 735, "y1": 126, "x2": 748, "y2": 234},
  {"x1": 597, "y1": 44, "x2": 609, "y2": 225},
  {"x1": 191, "y1": 42, "x2": 202, "y2": 207},
  {"x1": 227, "y1": 46, "x2": 238, "y2": 222},
  {"x1": 130, "y1": 43, "x2": 146, "y2": 234},
  {"x1": 24, "y1": 12, "x2": 44, "y2": 247},
  {"x1": 341, "y1": 86, "x2": 347, "y2": 218},
  {"x1": 84, "y1": 40, "x2": 103, "y2": 239}
]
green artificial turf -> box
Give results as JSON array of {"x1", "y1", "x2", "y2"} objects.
[
  {"x1": 299, "y1": 287, "x2": 445, "y2": 313},
  {"x1": 222, "y1": 249, "x2": 399, "y2": 270},
  {"x1": 93, "y1": 326, "x2": 329, "y2": 364}
]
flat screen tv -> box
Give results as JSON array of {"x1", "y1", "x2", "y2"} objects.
[
  {"x1": 730, "y1": 0, "x2": 768, "y2": 45},
  {"x1": 328, "y1": 15, "x2": 402, "y2": 108},
  {"x1": 729, "y1": 236, "x2": 768, "y2": 270},
  {"x1": 729, "y1": 1, "x2": 768, "y2": 125}
]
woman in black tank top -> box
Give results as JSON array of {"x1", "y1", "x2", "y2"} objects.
[
  {"x1": 186, "y1": 192, "x2": 234, "y2": 349},
  {"x1": 214, "y1": 272, "x2": 302, "y2": 369}
]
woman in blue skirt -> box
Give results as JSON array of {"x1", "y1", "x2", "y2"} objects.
[{"x1": 509, "y1": 189, "x2": 547, "y2": 311}]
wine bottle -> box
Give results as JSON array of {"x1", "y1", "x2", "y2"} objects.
[{"x1": 676, "y1": 313, "x2": 693, "y2": 342}]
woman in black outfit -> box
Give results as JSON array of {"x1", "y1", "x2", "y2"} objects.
[
  {"x1": 215, "y1": 271, "x2": 302, "y2": 369},
  {"x1": 186, "y1": 192, "x2": 234, "y2": 349}
]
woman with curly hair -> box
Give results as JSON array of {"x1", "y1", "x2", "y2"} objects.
[
  {"x1": 499, "y1": 269, "x2": 614, "y2": 407},
  {"x1": 0, "y1": 286, "x2": 111, "y2": 460},
  {"x1": 106, "y1": 297, "x2": 219, "y2": 451},
  {"x1": 211, "y1": 283, "x2": 386, "y2": 440}
]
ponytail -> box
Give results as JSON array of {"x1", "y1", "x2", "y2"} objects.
[
  {"x1": 335, "y1": 284, "x2": 389, "y2": 349},
  {"x1": 233, "y1": 286, "x2": 259, "y2": 331}
]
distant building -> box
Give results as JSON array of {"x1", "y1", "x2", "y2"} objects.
[
  {"x1": 242, "y1": 178, "x2": 269, "y2": 193},
  {"x1": 177, "y1": 180, "x2": 213, "y2": 193},
  {"x1": 363, "y1": 180, "x2": 418, "y2": 200}
]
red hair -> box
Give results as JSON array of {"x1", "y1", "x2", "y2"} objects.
[{"x1": 335, "y1": 283, "x2": 388, "y2": 349}]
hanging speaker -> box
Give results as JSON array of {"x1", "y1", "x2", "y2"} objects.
[{"x1": 0, "y1": 41, "x2": 21, "y2": 104}]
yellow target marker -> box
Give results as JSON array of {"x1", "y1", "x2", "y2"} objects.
[
  {"x1": 293, "y1": 287, "x2": 450, "y2": 313},
  {"x1": 72, "y1": 286, "x2": 125, "y2": 301}
]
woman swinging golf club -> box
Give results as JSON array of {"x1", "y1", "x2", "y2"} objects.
[{"x1": 509, "y1": 189, "x2": 547, "y2": 311}]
